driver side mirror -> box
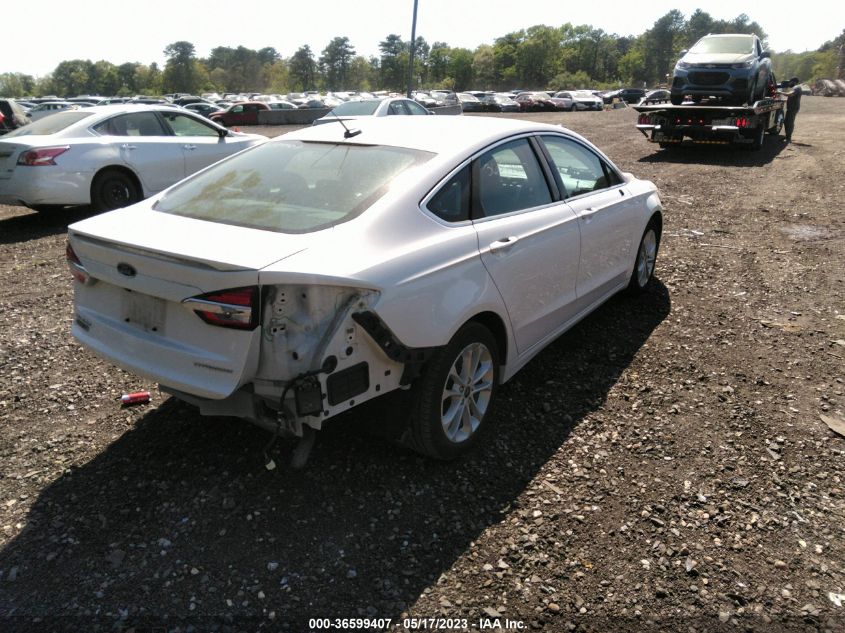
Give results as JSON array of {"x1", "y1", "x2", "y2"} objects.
[
  {"x1": 679, "y1": 49, "x2": 688, "y2": 57},
  {"x1": 217, "y1": 127, "x2": 229, "y2": 138},
  {"x1": 760, "y1": 51, "x2": 770, "y2": 59}
]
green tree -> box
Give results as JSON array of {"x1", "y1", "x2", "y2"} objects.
[
  {"x1": 473, "y1": 45, "x2": 496, "y2": 89},
  {"x1": 448, "y1": 48, "x2": 474, "y2": 90},
  {"x1": 644, "y1": 10, "x2": 685, "y2": 86},
  {"x1": 346, "y1": 56, "x2": 376, "y2": 91},
  {"x1": 162, "y1": 41, "x2": 202, "y2": 93},
  {"x1": 51, "y1": 59, "x2": 95, "y2": 96},
  {"x1": 379, "y1": 34, "x2": 407, "y2": 91},
  {"x1": 428, "y1": 42, "x2": 451, "y2": 85},
  {"x1": 289, "y1": 45, "x2": 317, "y2": 90},
  {"x1": 320, "y1": 37, "x2": 356, "y2": 89},
  {"x1": 0, "y1": 73, "x2": 35, "y2": 96},
  {"x1": 264, "y1": 60, "x2": 290, "y2": 94},
  {"x1": 91, "y1": 61, "x2": 120, "y2": 95}
]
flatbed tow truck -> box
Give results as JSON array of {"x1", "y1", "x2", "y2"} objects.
[{"x1": 633, "y1": 95, "x2": 786, "y2": 150}]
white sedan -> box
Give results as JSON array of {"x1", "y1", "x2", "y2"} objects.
[
  {"x1": 312, "y1": 97, "x2": 432, "y2": 126},
  {"x1": 554, "y1": 91, "x2": 604, "y2": 111},
  {"x1": 67, "y1": 116, "x2": 662, "y2": 461},
  {"x1": 0, "y1": 105, "x2": 266, "y2": 212}
]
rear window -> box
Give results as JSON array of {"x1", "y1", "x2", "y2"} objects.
[
  {"x1": 3, "y1": 111, "x2": 93, "y2": 137},
  {"x1": 154, "y1": 140, "x2": 434, "y2": 233},
  {"x1": 331, "y1": 100, "x2": 381, "y2": 116}
]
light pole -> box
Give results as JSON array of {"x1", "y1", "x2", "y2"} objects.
[{"x1": 406, "y1": 0, "x2": 419, "y2": 98}]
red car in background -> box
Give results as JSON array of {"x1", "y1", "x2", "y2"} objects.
[{"x1": 209, "y1": 101, "x2": 270, "y2": 126}]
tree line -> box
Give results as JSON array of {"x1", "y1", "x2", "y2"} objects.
[{"x1": 1, "y1": 11, "x2": 842, "y2": 98}]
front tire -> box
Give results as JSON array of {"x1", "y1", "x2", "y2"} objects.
[
  {"x1": 91, "y1": 169, "x2": 141, "y2": 212},
  {"x1": 406, "y1": 323, "x2": 499, "y2": 460},
  {"x1": 628, "y1": 221, "x2": 660, "y2": 293}
]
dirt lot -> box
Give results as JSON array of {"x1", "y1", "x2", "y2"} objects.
[{"x1": 1, "y1": 99, "x2": 844, "y2": 633}]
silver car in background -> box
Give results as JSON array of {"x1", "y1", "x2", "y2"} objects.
[{"x1": 0, "y1": 105, "x2": 266, "y2": 212}]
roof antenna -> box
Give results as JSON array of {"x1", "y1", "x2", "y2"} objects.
[{"x1": 331, "y1": 109, "x2": 361, "y2": 139}]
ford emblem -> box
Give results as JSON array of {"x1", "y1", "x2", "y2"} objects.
[{"x1": 117, "y1": 262, "x2": 137, "y2": 277}]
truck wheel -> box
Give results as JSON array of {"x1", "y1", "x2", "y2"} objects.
[
  {"x1": 406, "y1": 323, "x2": 499, "y2": 460},
  {"x1": 670, "y1": 93, "x2": 683, "y2": 105}
]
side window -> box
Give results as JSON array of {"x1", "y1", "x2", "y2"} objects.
[
  {"x1": 388, "y1": 102, "x2": 407, "y2": 115},
  {"x1": 539, "y1": 135, "x2": 621, "y2": 198},
  {"x1": 94, "y1": 114, "x2": 130, "y2": 136},
  {"x1": 406, "y1": 100, "x2": 429, "y2": 115},
  {"x1": 163, "y1": 112, "x2": 219, "y2": 137},
  {"x1": 233, "y1": 105, "x2": 244, "y2": 113},
  {"x1": 427, "y1": 165, "x2": 470, "y2": 222},
  {"x1": 123, "y1": 112, "x2": 168, "y2": 136},
  {"x1": 472, "y1": 138, "x2": 552, "y2": 218}
]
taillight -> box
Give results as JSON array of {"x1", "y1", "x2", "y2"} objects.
[
  {"x1": 183, "y1": 286, "x2": 259, "y2": 330},
  {"x1": 66, "y1": 242, "x2": 93, "y2": 285},
  {"x1": 17, "y1": 146, "x2": 70, "y2": 166}
]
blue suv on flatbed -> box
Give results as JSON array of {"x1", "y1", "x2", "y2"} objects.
[{"x1": 671, "y1": 34, "x2": 773, "y2": 106}]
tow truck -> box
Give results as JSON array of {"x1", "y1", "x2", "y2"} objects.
[{"x1": 633, "y1": 95, "x2": 786, "y2": 150}]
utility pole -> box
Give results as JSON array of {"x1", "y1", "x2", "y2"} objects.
[{"x1": 406, "y1": 0, "x2": 419, "y2": 98}]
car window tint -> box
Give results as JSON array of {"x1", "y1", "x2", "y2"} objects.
[
  {"x1": 472, "y1": 139, "x2": 552, "y2": 218},
  {"x1": 539, "y1": 135, "x2": 620, "y2": 198},
  {"x1": 162, "y1": 112, "x2": 218, "y2": 137},
  {"x1": 427, "y1": 165, "x2": 470, "y2": 222},
  {"x1": 120, "y1": 112, "x2": 168, "y2": 137}
]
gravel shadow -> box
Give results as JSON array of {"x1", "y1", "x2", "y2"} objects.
[
  {"x1": 636, "y1": 136, "x2": 788, "y2": 166},
  {"x1": 0, "y1": 206, "x2": 99, "y2": 245},
  {"x1": 0, "y1": 282, "x2": 670, "y2": 631}
]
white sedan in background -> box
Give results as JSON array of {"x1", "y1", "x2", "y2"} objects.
[
  {"x1": 0, "y1": 105, "x2": 266, "y2": 212},
  {"x1": 26, "y1": 101, "x2": 80, "y2": 121},
  {"x1": 67, "y1": 116, "x2": 662, "y2": 461},
  {"x1": 553, "y1": 91, "x2": 604, "y2": 111},
  {"x1": 312, "y1": 97, "x2": 432, "y2": 126}
]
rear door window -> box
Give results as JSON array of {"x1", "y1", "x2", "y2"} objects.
[
  {"x1": 472, "y1": 138, "x2": 553, "y2": 218},
  {"x1": 538, "y1": 135, "x2": 621, "y2": 199}
]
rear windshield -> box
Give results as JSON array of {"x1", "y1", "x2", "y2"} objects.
[
  {"x1": 3, "y1": 111, "x2": 94, "y2": 137},
  {"x1": 690, "y1": 36, "x2": 754, "y2": 55},
  {"x1": 154, "y1": 140, "x2": 434, "y2": 233},
  {"x1": 331, "y1": 100, "x2": 381, "y2": 116}
]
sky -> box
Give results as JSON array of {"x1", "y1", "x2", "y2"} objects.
[{"x1": 3, "y1": 0, "x2": 842, "y2": 77}]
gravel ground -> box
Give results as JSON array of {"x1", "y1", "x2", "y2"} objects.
[{"x1": 1, "y1": 99, "x2": 844, "y2": 633}]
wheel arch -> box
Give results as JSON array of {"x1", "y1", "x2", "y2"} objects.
[
  {"x1": 465, "y1": 310, "x2": 509, "y2": 372},
  {"x1": 91, "y1": 165, "x2": 145, "y2": 201}
]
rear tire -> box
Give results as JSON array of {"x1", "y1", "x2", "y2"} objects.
[
  {"x1": 627, "y1": 221, "x2": 660, "y2": 293},
  {"x1": 406, "y1": 323, "x2": 499, "y2": 460},
  {"x1": 670, "y1": 94, "x2": 683, "y2": 105},
  {"x1": 91, "y1": 169, "x2": 141, "y2": 212}
]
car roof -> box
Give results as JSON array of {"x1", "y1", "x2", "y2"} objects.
[{"x1": 280, "y1": 116, "x2": 580, "y2": 156}]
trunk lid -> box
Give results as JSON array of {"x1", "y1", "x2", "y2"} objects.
[{"x1": 69, "y1": 205, "x2": 315, "y2": 399}]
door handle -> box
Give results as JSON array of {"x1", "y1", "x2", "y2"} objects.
[
  {"x1": 121, "y1": 144, "x2": 137, "y2": 150},
  {"x1": 489, "y1": 236, "x2": 519, "y2": 253},
  {"x1": 183, "y1": 144, "x2": 197, "y2": 150}
]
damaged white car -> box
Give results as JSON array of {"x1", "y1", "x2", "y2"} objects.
[{"x1": 67, "y1": 116, "x2": 662, "y2": 461}]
